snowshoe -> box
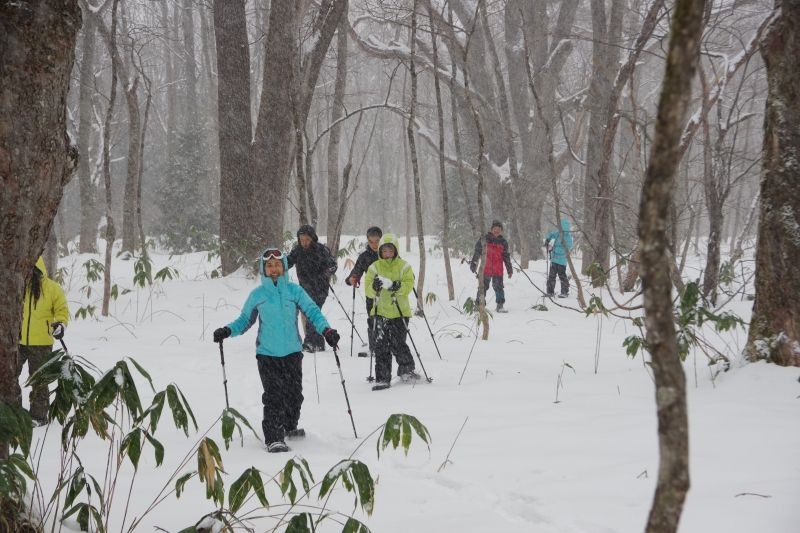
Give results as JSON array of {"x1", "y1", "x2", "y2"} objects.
[
  {"x1": 399, "y1": 371, "x2": 422, "y2": 383},
  {"x1": 357, "y1": 351, "x2": 369, "y2": 358},
  {"x1": 496, "y1": 304, "x2": 508, "y2": 313},
  {"x1": 558, "y1": 293, "x2": 569, "y2": 299},
  {"x1": 371, "y1": 381, "x2": 391, "y2": 391},
  {"x1": 267, "y1": 441, "x2": 290, "y2": 453},
  {"x1": 546, "y1": 292, "x2": 555, "y2": 298},
  {"x1": 285, "y1": 428, "x2": 306, "y2": 439}
]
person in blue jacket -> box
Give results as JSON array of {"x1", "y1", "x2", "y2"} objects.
[
  {"x1": 544, "y1": 218, "x2": 574, "y2": 298},
  {"x1": 213, "y1": 247, "x2": 340, "y2": 453}
]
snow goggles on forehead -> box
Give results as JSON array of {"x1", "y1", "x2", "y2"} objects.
[{"x1": 262, "y1": 248, "x2": 284, "y2": 261}]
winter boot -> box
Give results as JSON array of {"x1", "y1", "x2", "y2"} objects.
[
  {"x1": 371, "y1": 381, "x2": 391, "y2": 391},
  {"x1": 496, "y1": 303, "x2": 508, "y2": 313},
  {"x1": 285, "y1": 428, "x2": 306, "y2": 439},
  {"x1": 558, "y1": 292, "x2": 569, "y2": 299},
  {"x1": 267, "y1": 441, "x2": 290, "y2": 453}
]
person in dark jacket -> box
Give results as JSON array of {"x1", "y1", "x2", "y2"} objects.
[
  {"x1": 213, "y1": 247, "x2": 340, "y2": 453},
  {"x1": 287, "y1": 225, "x2": 338, "y2": 352},
  {"x1": 345, "y1": 226, "x2": 382, "y2": 353},
  {"x1": 470, "y1": 220, "x2": 513, "y2": 313}
]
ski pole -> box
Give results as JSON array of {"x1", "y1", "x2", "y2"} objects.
[
  {"x1": 367, "y1": 294, "x2": 378, "y2": 382},
  {"x1": 332, "y1": 345, "x2": 358, "y2": 438},
  {"x1": 392, "y1": 296, "x2": 433, "y2": 383},
  {"x1": 58, "y1": 338, "x2": 69, "y2": 354},
  {"x1": 412, "y1": 287, "x2": 444, "y2": 360},
  {"x1": 349, "y1": 285, "x2": 356, "y2": 358},
  {"x1": 328, "y1": 284, "x2": 367, "y2": 345},
  {"x1": 217, "y1": 341, "x2": 230, "y2": 410}
]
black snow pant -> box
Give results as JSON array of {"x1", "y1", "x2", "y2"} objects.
[
  {"x1": 16, "y1": 345, "x2": 52, "y2": 422},
  {"x1": 257, "y1": 352, "x2": 303, "y2": 444},
  {"x1": 302, "y1": 289, "x2": 327, "y2": 350},
  {"x1": 547, "y1": 262, "x2": 569, "y2": 295},
  {"x1": 476, "y1": 276, "x2": 505, "y2": 305},
  {"x1": 374, "y1": 317, "x2": 415, "y2": 383},
  {"x1": 366, "y1": 297, "x2": 376, "y2": 353}
]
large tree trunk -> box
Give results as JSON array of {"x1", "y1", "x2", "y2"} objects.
[
  {"x1": 701, "y1": 118, "x2": 723, "y2": 305},
  {"x1": 638, "y1": 0, "x2": 706, "y2": 528},
  {"x1": 327, "y1": 12, "x2": 348, "y2": 243},
  {"x1": 0, "y1": 0, "x2": 81, "y2": 450},
  {"x1": 252, "y1": 0, "x2": 346, "y2": 250},
  {"x1": 214, "y1": 0, "x2": 254, "y2": 275},
  {"x1": 745, "y1": 2, "x2": 800, "y2": 367},
  {"x1": 583, "y1": 0, "x2": 624, "y2": 279},
  {"x1": 77, "y1": 15, "x2": 100, "y2": 253}
]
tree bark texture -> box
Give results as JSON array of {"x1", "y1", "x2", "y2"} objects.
[
  {"x1": 77, "y1": 15, "x2": 99, "y2": 253},
  {"x1": 638, "y1": 0, "x2": 706, "y2": 529},
  {"x1": 252, "y1": 0, "x2": 346, "y2": 250},
  {"x1": 327, "y1": 11, "x2": 348, "y2": 243},
  {"x1": 0, "y1": 0, "x2": 81, "y2": 420},
  {"x1": 214, "y1": 0, "x2": 253, "y2": 275},
  {"x1": 745, "y1": 3, "x2": 800, "y2": 367}
]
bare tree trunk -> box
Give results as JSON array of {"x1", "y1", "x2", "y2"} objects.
[
  {"x1": 93, "y1": 8, "x2": 141, "y2": 255},
  {"x1": 638, "y1": 0, "x2": 706, "y2": 527},
  {"x1": 159, "y1": 0, "x2": 177, "y2": 162},
  {"x1": 428, "y1": 5, "x2": 455, "y2": 300},
  {"x1": 702, "y1": 116, "x2": 723, "y2": 304},
  {"x1": 0, "y1": 0, "x2": 80, "y2": 462},
  {"x1": 101, "y1": 0, "x2": 121, "y2": 318},
  {"x1": 407, "y1": 1, "x2": 426, "y2": 312},
  {"x1": 214, "y1": 0, "x2": 254, "y2": 275},
  {"x1": 327, "y1": 11, "x2": 348, "y2": 241},
  {"x1": 181, "y1": 0, "x2": 199, "y2": 122},
  {"x1": 77, "y1": 15, "x2": 100, "y2": 253},
  {"x1": 293, "y1": 113, "x2": 309, "y2": 226},
  {"x1": 479, "y1": 0, "x2": 526, "y2": 263},
  {"x1": 252, "y1": 0, "x2": 347, "y2": 249},
  {"x1": 745, "y1": 3, "x2": 800, "y2": 367}
]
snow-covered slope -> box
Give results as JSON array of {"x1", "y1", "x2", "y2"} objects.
[{"x1": 24, "y1": 237, "x2": 799, "y2": 532}]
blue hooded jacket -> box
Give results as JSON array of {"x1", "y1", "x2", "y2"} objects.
[
  {"x1": 545, "y1": 219, "x2": 574, "y2": 267},
  {"x1": 226, "y1": 250, "x2": 330, "y2": 357}
]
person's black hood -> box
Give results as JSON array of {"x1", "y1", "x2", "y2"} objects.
[{"x1": 297, "y1": 224, "x2": 319, "y2": 243}]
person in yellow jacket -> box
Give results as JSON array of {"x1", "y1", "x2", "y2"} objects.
[
  {"x1": 364, "y1": 234, "x2": 418, "y2": 390},
  {"x1": 18, "y1": 257, "x2": 69, "y2": 424}
]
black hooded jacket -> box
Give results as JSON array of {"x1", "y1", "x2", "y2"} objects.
[
  {"x1": 287, "y1": 225, "x2": 338, "y2": 298},
  {"x1": 345, "y1": 245, "x2": 379, "y2": 286}
]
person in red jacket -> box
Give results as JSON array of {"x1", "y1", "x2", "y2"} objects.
[{"x1": 469, "y1": 220, "x2": 513, "y2": 313}]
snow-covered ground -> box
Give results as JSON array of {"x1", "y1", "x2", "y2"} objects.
[{"x1": 24, "y1": 236, "x2": 799, "y2": 532}]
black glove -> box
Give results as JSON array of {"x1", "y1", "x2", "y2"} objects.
[
  {"x1": 388, "y1": 281, "x2": 401, "y2": 292},
  {"x1": 51, "y1": 322, "x2": 65, "y2": 340},
  {"x1": 469, "y1": 262, "x2": 477, "y2": 274},
  {"x1": 372, "y1": 277, "x2": 383, "y2": 292},
  {"x1": 323, "y1": 328, "x2": 340, "y2": 349},
  {"x1": 213, "y1": 327, "x2": 231, "y2": 343}
]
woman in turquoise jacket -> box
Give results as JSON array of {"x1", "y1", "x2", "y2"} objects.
[
  {"x1": 544, "y1": 218, "x2": 574, "y2": 297},
  {"x1": 213, "y1": 247, "x2": 339, "y2": 453}
]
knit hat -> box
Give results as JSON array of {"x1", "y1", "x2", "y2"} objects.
[{"x1": 491, "y1": 220, "x2": 503, "y2": 230}]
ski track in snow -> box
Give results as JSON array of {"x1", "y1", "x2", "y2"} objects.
[{"x1": 25, "y1": 237, "x2": 800, "y2": 532}]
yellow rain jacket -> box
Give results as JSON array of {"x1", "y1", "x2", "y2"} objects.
[
  {"x1": 20, "y1": 258, "x2": 70, "y2": 346},
  {"x1": 364, "y1": 234, "x2": 415, "y2": 319}
]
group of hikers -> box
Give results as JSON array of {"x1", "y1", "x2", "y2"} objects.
[{"x1": 17, "y1": 219, "x2": 573, "y2": 453}]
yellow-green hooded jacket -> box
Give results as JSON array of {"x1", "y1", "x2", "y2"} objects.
[
  {"x1": 364, "y1": 234, "x2": 414, "y2": 318},
  {"x1": 20, "y1": 258, "x2": 70, "y2": 346}
]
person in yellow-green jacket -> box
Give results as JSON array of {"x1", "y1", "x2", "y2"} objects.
[
  {"x1": 19, "y1": 257, "x2": 69, "y2": 425},
  {"x1": 364, "y1": 234, "x2": 418, "y2": 390}
]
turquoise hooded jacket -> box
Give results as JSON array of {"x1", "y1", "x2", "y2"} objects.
[
  {"x1": 545, "y1": 219, "x2": 574, "y2": 267},
  {"x1": 226, "y1": 251, "x2": 330, "y2": 357}
]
